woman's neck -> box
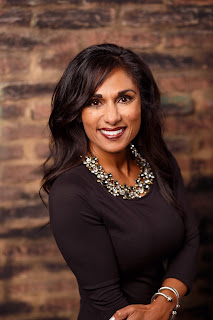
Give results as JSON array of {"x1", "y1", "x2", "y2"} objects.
[{"x1": 89, "y1": 144, "x2": 133, "y2": 177}]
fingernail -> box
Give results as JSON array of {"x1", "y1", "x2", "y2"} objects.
[{"x1": 109, "y1": 317, "x2": 115, "y2": 320}]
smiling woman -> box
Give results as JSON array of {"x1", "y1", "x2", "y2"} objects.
[{"x1": 40, "y1": 44, "x2": 199, "y2": 320}]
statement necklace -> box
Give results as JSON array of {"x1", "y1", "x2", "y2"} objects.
[{"x1": 83, "y1": 143, "x2": 155, "y2": 200}]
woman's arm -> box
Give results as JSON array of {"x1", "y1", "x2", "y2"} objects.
[
  {"x1": 49, "y1": 171, "x2": 129, "y2": 320},
  {"x1": 161, "y1": 153, "x2": 200, "y2": 294},
  {"x1": 110, "y1": 153, "x2": 200, "y2": 320}
]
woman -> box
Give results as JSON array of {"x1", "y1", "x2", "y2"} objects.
[{"x1": 41, "y1": 43, "x2": 200, "y2": 320}]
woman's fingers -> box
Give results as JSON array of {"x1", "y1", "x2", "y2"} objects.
[
  {"x1": 109, "y1": 304, "x2": 148, "y2": 320},
  {"x1": 109, "y1": 305, "x2": 135, "y2": 320}
]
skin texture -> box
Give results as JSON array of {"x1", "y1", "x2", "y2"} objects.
[
  {"x1": 110, "y1": 278, "x2": 187, "y2": 320},
  {"x1": 81, "y1": 67, "x2": 142, "y2": 186},
  {"x1": 81, "y1": 68, "x2": 188, "y2": 319}
]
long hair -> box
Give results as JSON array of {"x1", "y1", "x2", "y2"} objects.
[{"x1": 40, "y1": 43, "x2": 184, "y2": 219}]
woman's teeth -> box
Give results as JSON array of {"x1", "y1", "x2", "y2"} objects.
[{"x1": 100, "y1": 128, "x2": 124, "y2": 136}]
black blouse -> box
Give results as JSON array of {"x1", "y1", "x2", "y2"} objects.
[{"x1": 48, "y1": 153, "x2": 200, "y2": 320}]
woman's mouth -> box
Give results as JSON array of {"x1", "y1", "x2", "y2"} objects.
[{"x1": 99, "y1": 127, "x2": 126, "y2": 140}]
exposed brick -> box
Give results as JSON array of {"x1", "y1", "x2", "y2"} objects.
[
  {"x1": 3, "y1": 83, "x2": 55, "y2": 100},
  {"x1": 2, "y1": 124, "x2": 49, "y2": 140},
  {"x1": 87, "y1": 0, "x2": 162, "y2": 3},
  {"x1": 40, "y1": 52, "x2": 73, "y2": 70},
  {"x1": 0, "y1": 204, "x2": 48, "y2": 222},
  {"x1": 9, "y1": 278, "x2": 78, "y2": 296},
  {"x1": 39, "y1": 296, "x2": 79, "y2": 312},
  {"x1": 0, "y1": 186, "x2": 27, "y2": 202},
  {"x1": 79, "y1": 29, "x2": 160, "y2": 49},
  {"x1": 0, "y1": 55, "x2": 29, "y2": 75},
  {"x1": 170, "y1": 0, "x2": 213, "y2": 5},
  {"x1": 194, "y1": 90, "x2": 213, "y2": 113},
  {"x1": 44, "y1": 262, "x2": 67, "y2": 272},
  {"x1": 0, "y1": 225, "x2": 51, "y2": 239},
  {"x1": 36, "y1": 9, "x2": 114, "y2": 29},
  {"x1": 158, "y1": 75, "x2": 213, "y2": 92},
  {"x1": 161, "y1": 93, "x2": 194, "y2": 115},
  {"x1": 1, "y1": 104, "x2": 25, "y2": 119},
  {"x1": 0, "y1": 33, "x2": 40, "y2": 50},
  {"x1": 0, "y1": 8, "x2": 32, "y2": 27},
  {"x1": 165, "y1": 31, "x2": 213, "y2": 48},
  {"x1": 165, "y1": 114, "x2": 213, "y2": 134},
  {"x1": 0, "y1": 301, "x2": 33, "y2": 315},
  {"x1": 165, "y1": 136, "x2": 193, "y2": 153},
  {"x1": 2, "y1": 241, "x2": 58, "y2": 257},
  {"x1": 0, "y1": 145, "x2": 24, "y2": 160},
  {"x1": 138, "y1": 52, "x2": 197, "y2": 70},
  {"x1": 196, "y1": 135, "x2": 213, "y2": 150},
  {"x1": 34, "y1": 142, "x2": 49, "y2": 158},
  {"x1": 32, "y1": 103, "x2": 51, "y2": 120},
  {"x1": 2, "y1": 164, "x2": 42, "y2": 183},
  {"x1": 122, "y1": 7, "x2": 213, "y2": 28},
  {"x1": 0, "y1": 264, "x2": 31, "y2": 279},
  {"x1": 5, "y1": 0, "x2": 81, "y2": 5}
]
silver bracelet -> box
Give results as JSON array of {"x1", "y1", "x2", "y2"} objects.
[
  {"x1": 158, "y1": 286, "x2": 181, "y2": 309},
  {"x1": 151, "y1": 292, "x2": 173, "y2": 303}
]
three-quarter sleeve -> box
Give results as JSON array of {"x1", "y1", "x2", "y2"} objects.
[
  {"x1": 48, "y1": 171, "x2": 129, "y2": 319},
  {"x1": 162, "y1": 153, "x2": 200, "y2": 294}
]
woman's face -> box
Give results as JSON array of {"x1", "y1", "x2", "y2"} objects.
[{"x1": 81, "y1": 68, "x2": 141, "y2": 155}]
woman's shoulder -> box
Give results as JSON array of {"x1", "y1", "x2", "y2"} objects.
[{"x1": 49, "y1": 163, "x2": 92, "y2": 197}]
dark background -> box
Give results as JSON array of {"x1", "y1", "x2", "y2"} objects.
[{"x1": 0, "y1": 0, "x2": 212, "y2": 319}]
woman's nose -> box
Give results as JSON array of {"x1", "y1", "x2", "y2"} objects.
[{"x1": 103, "y1": 103, "x2": 121, "y2": 125}]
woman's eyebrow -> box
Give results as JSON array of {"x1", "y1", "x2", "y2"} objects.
[
  {"x1": 92, "y1": 89, "x2": 137, "y2": 98},
  {"x1": 117, "y1": 89, "x2": 137, "y2": 96}
]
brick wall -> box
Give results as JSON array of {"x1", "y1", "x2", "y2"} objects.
[{"x1": 0, "y1": 0, "x2": 212, "y2": 319}]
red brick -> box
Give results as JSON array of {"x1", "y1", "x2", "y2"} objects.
[
  {"x1": 164, "y1": 114, "x2": 213, "y2": 134},
  {"x1": 0, "y1": 8, "x2": 32, "y2": 26},
  {"x1": 0, "y1": 186, "x2": 24, "y2": 202},
  {"x1": 36, "y1": 9, "x2": 114, "y2": 29},
  {"x1": 0, "y1": 145, "x2": 23, "y2": 160},
  {"x1": 39, "y1": 296, "x2": 79, "y2": 312},
  {"x1": 161, "y1": 93, "x2": 194, "y2": 115},
  {"x1": 5, "y1": 0, "x2": 81, "y2": 4},
  {"x1": 158, "y1": 75, "x2": 213, "y2": 92},
  {"x1": 9, "y1": 278, "x2": 78, "y2": 296},
  {"x1": 122, "y1": 7, "x2": 213, "y2": 28},
  {"x1": 80, "y1": 30, "x2": 160, "y2": 49},
  {"x1": 0, "y1": 32, "x2": 40, "y2": 50},
  {"x1": 3, "y1": 83, "x2": 54, "y2": 100},
  {"x1": 2, "y1": 124, "x2": 49, "y2": 141},
  {"x1": 194, "y1": 90, "x2": 213, "y2": 113},
  {"x1": 1, "y1": 104, "x2": 25, "y2": 119},
  {"x1": 175, "y1": 157, "x2": 191, "y2": 173},
  {"x1": 32, "y1": 103, "x2": 51, "y2": 120},
  {"x1": 2, "y1": 164, "x2": 41, "y2": 182},
  {"x1": 34, "y1": 142, "x2": 49, "y2": 158},
  {"x1": 196, "y1": 135, "x2": 213, "y2": 150},
  {"x1": 171, "y1": 0, "x2": 213, "y2": 5},
  {"x1": 165, "y1": 135, "x2": 193, "y2": 153},
  {"x1": 0, "y1": 55, "x2": 29, "y2": 75},
  {"x1": 2, "y1": 241, "x2": 58, "y2": 257},
  {"x1": 165, "y1": 32, "x2": 213, "y2": 48}
]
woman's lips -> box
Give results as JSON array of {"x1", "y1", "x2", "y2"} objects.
[{"x1": 99, "y1": 127, "x2": 126, "y2": 140}]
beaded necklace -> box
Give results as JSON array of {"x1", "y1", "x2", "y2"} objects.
[{"x1": 83, "y1": 143, "x2": 155, "y2": 200}]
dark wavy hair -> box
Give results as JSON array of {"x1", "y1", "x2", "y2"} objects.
[{"x1": 40, "y1": 43, "x2": 184, "y2": 222}]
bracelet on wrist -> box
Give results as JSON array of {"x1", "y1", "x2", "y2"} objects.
[
  {"x1": 158, "y1": 286, "x2": 181, "y2": 310},
  {"x1": 151, "y1": 292, "x2": 173, "y2": 303},
  {"x1": 151, "y1": 286, "x2": 181, "y2": 319}
]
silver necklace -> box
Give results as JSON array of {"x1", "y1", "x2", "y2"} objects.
[{"x1": 83, "y1": 143, "x2": 155, "y2": 200}]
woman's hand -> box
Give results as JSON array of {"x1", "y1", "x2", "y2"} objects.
[{"x1": 109, "y1": 296, "x2": 176, "y2": 320}]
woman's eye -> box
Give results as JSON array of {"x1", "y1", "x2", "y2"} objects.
[
  {"x1": 87, "y1": 99, "x2": 101, "y2": 107},
  {"x1": 118, "y1": 95, "x2": 132, "y2": 103}
]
